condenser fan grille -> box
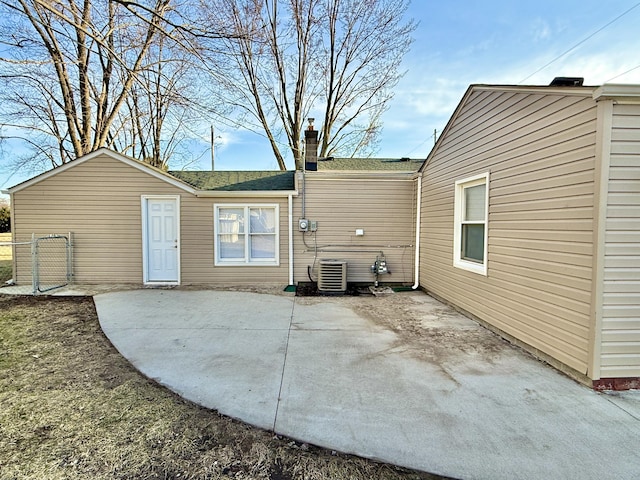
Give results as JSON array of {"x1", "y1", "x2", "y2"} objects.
[{"x1": 317, "y1": 260, "x2": 347, "y2": 292}]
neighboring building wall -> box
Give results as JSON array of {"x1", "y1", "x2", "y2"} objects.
[
  {"x1": 11, "y1": 153, "x2": 290, "y2": 285},
  {"x1": 293, "y1": 173, "x2": 417, "y2": 285},
  {"x1": 599, "y1": 102, "x2": 640, "y2": 379},
  {"x1": 419, "y1": 87, "x2": 598, "y2": 378}
]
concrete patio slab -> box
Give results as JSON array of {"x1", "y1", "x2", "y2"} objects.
[
  {"x1": 94, "y1": 289, "x2": 640, "y2": 480},
  {"x1": 96, "y1": 289, "x2": 294, "y2": 430}
]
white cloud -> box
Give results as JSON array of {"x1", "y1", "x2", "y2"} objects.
[
  {"x1": 455, "y1": 37, "x2": 496, "y2": 58},
  {"x1": 213, "y1": 130, "x2": 234, "y2": 149},
  {"x1": 390, "y1": 77, "x2": 468, "y2": 118},
  {"x1": 531, "y1": 18, "x2": 552, "y2": 42},
  {"x1": 504, "y1": 42, "x2": 640, "y2": 86}
]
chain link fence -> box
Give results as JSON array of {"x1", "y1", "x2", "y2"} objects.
[{"x1": 0, "y1": 233, "x2": 73, "y2": 295}]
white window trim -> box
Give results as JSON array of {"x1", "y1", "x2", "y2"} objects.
[
  {"x1": 453, "y1": 172, "x2": 489, "y2": 276},
  {"x1": 214, "y1": 204, "x2": 280, "y2": 266}
]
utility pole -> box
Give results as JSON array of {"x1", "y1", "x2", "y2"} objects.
[{"x1": 211, "y1": 125, "x2": 215, "y2": 171}]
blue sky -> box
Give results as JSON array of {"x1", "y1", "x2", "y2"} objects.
[
  {"x1": 2, "y1": 0, "x2": 640, "y2": 191},
  {"x1": 200, "y1": 0, "x2": 640, "y2": 170}
]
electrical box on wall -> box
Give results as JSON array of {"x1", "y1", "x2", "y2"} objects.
[{"x1": 299, "y1": 219, "x2": 318, "y2": 232}]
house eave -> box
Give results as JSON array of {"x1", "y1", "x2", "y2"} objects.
[
  {"x1": 593, "y1": 83, "x2": 640, "y2": 102},
  {"x1": 472, "y1": 84, "x2": 596, "y2": 97},
  {"x1": 304, "y1": 171, "x2": 419, "y2": 180},
  {"x1": 194, "y1": 190, "x2": 299, "y2": 198},
  {"x1": 419, "y1": 83, "x2": 600, "y2": 174},
  {"x1": 7, "y1": 148, "x2": 197, "y2": 195}
]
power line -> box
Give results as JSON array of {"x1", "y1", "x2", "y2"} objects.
[
  {"x1": 605, "y1": 63, "x2": 640, "y2": 83},
  {"x1": 403, "y1": 133, "x2": 434, "y2": 157},
  {"x1": 519, "y1": 2, "x2": 640, "y2": 84}
]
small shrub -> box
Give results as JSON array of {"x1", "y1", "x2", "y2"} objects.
[{"x1": 0, "y1": 206, "x2": 10, "y2": 233}]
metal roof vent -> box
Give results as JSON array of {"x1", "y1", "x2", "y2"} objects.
[
  {"x1": 317, "y1": 260, "x2": 347, "y2": 293},
  {"x1": 549, "y1": 77, "x2": 584, "y2": 86}
]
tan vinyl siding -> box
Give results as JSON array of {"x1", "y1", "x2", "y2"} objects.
[
  {"x1": 600, "y1": 103, "x2": 640, "y2": 377},
  {"x1": 181, "y1": 197, "x2": 289, "y2": 285},
  {"x1": 420, "y1": 89, "x2": 598, "y2": 375},
  {"x1": 11, "y1": 152, "x2": 289, "y2": 285},
  {"x1": 12, "y1": 156, "x2": 166, "y2": 284},
  {"x1": 293, "y1": 174, "x2": 416, "y2": 285}
]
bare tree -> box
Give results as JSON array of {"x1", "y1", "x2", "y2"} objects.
[
  {"x1": 0, "y1": 0, "x2": 413, "y2": 174},
  {"x1": 113, "y1": 33, "x2": 202, "y2": 170},
  {"x1": 202, "y1": 0, "x2": 414, "y2": 170},
  {"x1": 0, "y1": 0, "x2": 190, "y2": 168}
]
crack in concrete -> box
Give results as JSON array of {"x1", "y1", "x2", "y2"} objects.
[
  {"x1": 601, "y1": 393, "x2": 640, "y2": 422},
  {"x1": 272, "y1": 296, "x2": 296, "y2": 432}
]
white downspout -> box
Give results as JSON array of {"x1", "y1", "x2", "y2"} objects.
[
  {"x1": 288, "y1": 193, "x2": 294, "y2": 286},
  {"x1": 412, "y1": 173, "x2": 422, "y2": 289}
]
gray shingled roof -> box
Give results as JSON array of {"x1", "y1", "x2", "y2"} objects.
[
  {"x1": 168, "y1": 170, "x2": 295, "y2": 191},
  {"x1": 316, "y1": 157, "x2": 424, "y2": 171},
  {"x1": 168, "y1": 157, "x2": 422, "y2": 192}
]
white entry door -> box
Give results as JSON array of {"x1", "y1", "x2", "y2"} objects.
[{"x1": 143, "y1": 197, "x2": 180, "y2": 283}]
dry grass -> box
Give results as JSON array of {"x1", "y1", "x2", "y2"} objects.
[
  {"x1": 0, "y1": 232, "x2": 11, "y2": 261},
  {"x1": 0, "y1": 296, "x2": 446, "y2": 480},
  {"x1": 0, "y1": 261, "x2": 11, "y2": 284},
  {"x1": 0, "y1": 233, "x2": 12, "y2": 284}
]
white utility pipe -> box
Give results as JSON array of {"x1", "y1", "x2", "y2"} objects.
[
  {"x1": 288, "y1": 194, "x2": 294, "y2": 286},
  {"x1": 412, "y1": 173, "x2": 422, "y2": 290}
]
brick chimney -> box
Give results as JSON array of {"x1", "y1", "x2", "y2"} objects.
[{"x1": 304, "y1": 118, "x2": 318, "y2": 171}]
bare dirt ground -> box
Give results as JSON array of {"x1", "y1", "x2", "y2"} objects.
[
  {"x1": 0, "y1": 294, "x2": 449, "y2": 480},
  {"x1": 295, "y1": 290, "x2": 511, "y2": 368}
]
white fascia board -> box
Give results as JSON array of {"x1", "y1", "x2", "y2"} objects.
[
  {"x1": 593, "y1": 84, "x2": 640, "y2": 101},
  {"x1": 8, "y1": 147, "x2": 196, "y2": 195},
  {"x1": 195, "y1": 190, "x2": 298, "y2": 198},
  {"x1": 473, "y1": 84, "x2": 596, "y2": 97},
  {"x1": 307, "y1": 171, "x2": 417, "y2": 181}
]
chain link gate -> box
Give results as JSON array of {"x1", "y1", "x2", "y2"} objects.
[{"x1": 31, "y1": 233, "x2": 73, "y2": 294}]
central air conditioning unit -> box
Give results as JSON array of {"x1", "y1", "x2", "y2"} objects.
[{"x1": 317, "y1": 259, "x2": 347, "y2": 292}]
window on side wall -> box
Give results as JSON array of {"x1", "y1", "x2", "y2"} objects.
[
  {"x1": 214, "y1": 204, "x2": 279, "y2": 266},
  {"x1": 453, "y1": 173, "x2": 489, "y2": 275}
]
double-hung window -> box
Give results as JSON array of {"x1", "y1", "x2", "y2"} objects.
[
  {"x1": 214, "y1": 204, "x2": 279, "y2": 265},
  {"x1": 453, "y1": 173, "x2": 489, "y2": 275}
]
